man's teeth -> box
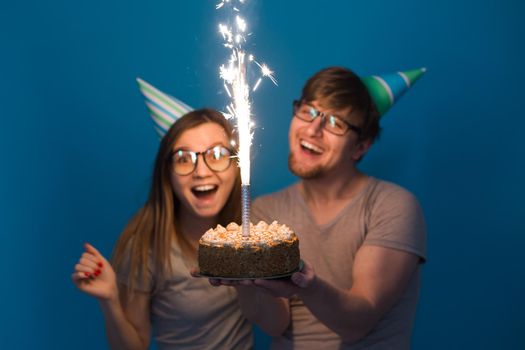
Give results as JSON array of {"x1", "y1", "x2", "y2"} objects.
[
  {"x1": 193, "y1": 185, "x2": 217, "y2": 192},
  {"x1": 301, "y1": 140, "x2": 323, "y2": 154}
]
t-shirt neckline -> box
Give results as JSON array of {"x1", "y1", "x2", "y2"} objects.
[{"x1": 293, "y1": 176, "x2": 377, "y2": 231}]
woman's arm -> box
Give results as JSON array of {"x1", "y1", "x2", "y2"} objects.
[
  {"x1": 234, "y1": 285, "x2": 290, "y2": 336},
  {"x1": 203, "y1": 274, "x2": 291, "y2": 336},
  {"x1": 99, "y1": 286, "x2": 151, "y2": 350},
  {"x1": 72, "y1": 243, "x2": 151, "y2": 350}
]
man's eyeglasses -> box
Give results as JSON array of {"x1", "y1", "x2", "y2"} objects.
[
  {"x1": 171, "y1": 145, "x2": 234, "y2": 175},
  {"x1": 293, "y1": 100, "x2": 362, "y2": 136}
]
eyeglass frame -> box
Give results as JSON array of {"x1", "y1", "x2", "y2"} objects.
[
  {"x1": 292, "y1": 100, "x2": 362, "y2": 137},
  {"x1": 170, "y1": 145, "x2": 235, "y2": 176}
]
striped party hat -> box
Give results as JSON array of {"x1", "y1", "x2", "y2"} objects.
[
  {"x1": 136, "y1": 78, "x2": 193, "y2": 138},
  {"x1": 361, "y1": 67, "x2": 426, "y2": 116}
]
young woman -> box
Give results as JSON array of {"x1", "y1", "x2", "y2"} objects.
[{"x1": 72, "y1": 109, "x2": 252, "y2": 349}]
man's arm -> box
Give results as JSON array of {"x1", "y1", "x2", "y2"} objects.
[{"x1": 255, "y1": 245, "x2": 419, "y2": 344}]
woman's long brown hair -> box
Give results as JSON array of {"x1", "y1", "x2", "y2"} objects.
[{"x1": 111, "y1": 109, "x2": 241, "y2": 293}]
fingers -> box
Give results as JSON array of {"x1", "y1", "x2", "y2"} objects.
[
  {"x1": 80, "y1": 255, "x2": 99, "y2": 270},
  {"x1": 209, "y1": 278, "x2": 222, "y2": 287},
  {"x1": 208, "y1": 278, "x2": 235, "y2": 286},
  {"x1": 290, "y1": 260, "x2": 315, "y2": 288},
  {"x1": 72, "y1": 271, "x2": 94, "y2": 282},
  {"x1": 300, "y1": 260, "x2": 313, "y2": 274},
  {"x1": 291, "y1": 272, "x2": 308, "y2": 288},
  {"x1": 79, "y1": 252, "x2": 103, "y2": 272},
  {"x1": 206, "y1": 278, "x2": 256, "y2": 287},
  {"x1": 84, "y1": 242, "x2": 105, "y2": 264},
  {"x1": 73, "y1": 244, "x2": 105, "y2": 281},
  {"x1": 74, "y1": 261, "x2": 101, "y2": 279},
  {"x1": 72, "y1": 271, "x2": 86, "y2": 282},
  {"x1": 189, "y1": 267, "x2": 201, "y2": 278},
  {"x1": 82, "y1": 243, "x2": 105, "y2": 269}
]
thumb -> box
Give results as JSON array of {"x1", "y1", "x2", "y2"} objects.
[
  {"x1": 291, "y1": 272, "x2": 308, "y2": 288},
  {"x1": 189, "y1": 267, "x2": 201, "y2": 277}
]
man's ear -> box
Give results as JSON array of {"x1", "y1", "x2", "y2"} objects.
[{"x1": 352, "y1": 138, "x2": 372, "y2": 161}]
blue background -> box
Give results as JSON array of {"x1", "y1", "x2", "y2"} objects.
[{"x1": 1, "y1": 0, "x2": 523, "y2": 349}]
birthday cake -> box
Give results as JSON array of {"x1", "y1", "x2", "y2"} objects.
[{"x1": 198, "y1": 221, "x2": 300, "y2": 278}]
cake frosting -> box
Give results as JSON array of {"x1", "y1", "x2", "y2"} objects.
[{"x1": 198, "y1": 221, "x2": 300, "y2": 278}]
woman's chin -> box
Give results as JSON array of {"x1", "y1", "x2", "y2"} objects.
[{"x1": 191, "y1": 205, "x2": 222, "y2": 220}]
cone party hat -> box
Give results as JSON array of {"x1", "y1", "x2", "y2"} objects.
[
  {"x1": 136, "y1": 78, "x2": 193, "y2": 138},
  {"x1": 361, "y1": 67, "x2": 426, "y2": 116}
]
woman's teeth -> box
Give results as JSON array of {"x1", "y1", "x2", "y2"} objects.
[
  {"x1": 191, "y1": 185, "x2": 218, "y2": 197},
  {"x1": 194, "y1": 185, "x2": 216, "y2": 192}
]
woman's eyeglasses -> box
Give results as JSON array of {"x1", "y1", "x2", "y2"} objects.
[{"x1": 171, "y1": 145, "x2": 234, "y2": 175}]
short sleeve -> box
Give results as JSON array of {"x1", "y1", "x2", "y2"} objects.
[{"x1": 364, "y1": 187, "x2": 427, "y2": 262}]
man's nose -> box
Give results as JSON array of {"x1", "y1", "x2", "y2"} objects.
[{"x1": 305, "y1": 114, "x2": 324, "y2": 136}]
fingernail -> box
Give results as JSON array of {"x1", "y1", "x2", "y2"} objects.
[
  {"x1": 98, "y1": 262, "x2": 103, "y2": 268},
  {"x1": 85, "y1": 272, "x2": 91, "y2": 277},
  {"x1": 94, "y1": 270, "x2": 101, "y2": 276}
]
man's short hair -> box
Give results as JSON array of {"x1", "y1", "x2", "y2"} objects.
[{"x1": 300, "y1": 67, "x2": 381, "y2": 143}]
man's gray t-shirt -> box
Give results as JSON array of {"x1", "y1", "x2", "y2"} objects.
[{"x1": 252, "y1": 177, "x2": 427, "y2": 350}]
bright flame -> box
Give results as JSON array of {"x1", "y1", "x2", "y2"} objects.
[
  {"x1": 216, "y1": 0, "x2": 276, "y2": 186},
  {"x1": 216, "y1": 0, "x2": 276, "y2": 236}
]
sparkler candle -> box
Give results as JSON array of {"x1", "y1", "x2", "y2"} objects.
[{"x1": 217, "y1": 0, "x2": 276, "y2": 237}]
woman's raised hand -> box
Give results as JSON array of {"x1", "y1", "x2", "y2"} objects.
[{"x1": 72, "y1": 243, "x2": 118, "y2": 301}]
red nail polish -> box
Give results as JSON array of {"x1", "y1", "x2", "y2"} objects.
[
  {"x1": 85, "y1": 272, "x2": 91, "y2": 277},
  {"x1": 98, "y1": 262, "x2": 103, "y2": 268},
  {"x1": 94, "y1": 270, "x2": 101, "y2": 276}
]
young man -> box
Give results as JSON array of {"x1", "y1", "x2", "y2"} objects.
[{"x1": 217, "y1": 66, "x2": 427, "y2": 349}]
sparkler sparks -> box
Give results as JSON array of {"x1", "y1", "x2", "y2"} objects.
[{"x1": 216, "y1": 0, "x2": 276, "y2": 236}]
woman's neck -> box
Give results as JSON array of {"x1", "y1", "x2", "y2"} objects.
[{"x1": 177, "y1": 209, "x2": 218, "y2": 246}]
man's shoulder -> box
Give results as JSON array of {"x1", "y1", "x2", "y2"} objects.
[
  {"x1": 371, "y1": 178, "x2": 419, "y2": 203},
  {"x1": 362, "y1": 178, "x2": 424, "y2": 221}
]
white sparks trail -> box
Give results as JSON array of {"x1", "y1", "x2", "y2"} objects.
[{"x1": 216, "y1": 0, "x2": 277, "y2": 236}]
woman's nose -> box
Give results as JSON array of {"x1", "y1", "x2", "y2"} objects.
[{"x1": 193, "y1": 155, "x2": 213, "y2": 177}]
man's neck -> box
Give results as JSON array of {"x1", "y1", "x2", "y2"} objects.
[
  {"x1": 299, "y1": 168, "x2": 369, "y2": 225},
  {"x1": 301, "y1": 167, "x2": 365, "y2": 201}
]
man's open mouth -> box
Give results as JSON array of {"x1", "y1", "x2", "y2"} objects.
[{"x1": 300, "y1": 140, "x2": 323, "y2": 155}]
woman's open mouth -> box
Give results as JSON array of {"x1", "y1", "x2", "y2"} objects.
[{"x1": 191, "y1": 184, "x2": 219, "y2": 199}]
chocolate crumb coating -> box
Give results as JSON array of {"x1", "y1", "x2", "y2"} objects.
[{"x1": 198, "y1": 221, "x2": 300, "y2": 278}]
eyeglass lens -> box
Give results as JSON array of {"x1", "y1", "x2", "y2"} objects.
[
  {"x1": 173, "y1": 146, "x2": 232, "y2": 175},
  {"x1": 294, "y1": 102, "x2": 348, "y2": 135}
]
